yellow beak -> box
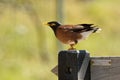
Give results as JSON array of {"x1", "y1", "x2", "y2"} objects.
[{"x1": 44, "y1": 23, "x2": 49, "y2": 26}]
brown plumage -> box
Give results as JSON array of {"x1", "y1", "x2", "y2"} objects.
[{"x1": 46, "y1": 21, "x2": 101, "y2": 50}]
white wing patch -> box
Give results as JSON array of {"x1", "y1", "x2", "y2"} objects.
[{"x1": 81, "y1": 30, "x2": 93, "y2": 39}]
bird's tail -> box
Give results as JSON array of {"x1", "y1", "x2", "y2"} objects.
[{"x1": 93, "y1": 27, "x2": 102, "y2": 33}]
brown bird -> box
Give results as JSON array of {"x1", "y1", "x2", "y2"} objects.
[{"x1": 46, "y1": 21, "x2": 101, "y2": 50}]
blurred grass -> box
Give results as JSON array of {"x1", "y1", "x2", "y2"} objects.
[{"x1": 0, "y1": 0, "x2": 120, "y2": 80}]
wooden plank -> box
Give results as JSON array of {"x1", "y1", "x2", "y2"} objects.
[
  {"x1": 51, "y1": 65, "x2": 58, "y2": 75},
  {"x1": 58, "y1": 50, "x2": 90, "y2": 80},
  {"x1": 91, "y1": 59, "x2": 111, "y2": 66},
  {"x1": 91, "y1": 57, "x2": 120, "y2": 80}
]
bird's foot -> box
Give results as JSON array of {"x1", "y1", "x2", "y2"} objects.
[{"x1": 68, "y1": 47, "x2": 76, "y2": 50}]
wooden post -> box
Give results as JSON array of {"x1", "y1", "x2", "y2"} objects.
[
  {"x1": 58, "y1": 50, "x2": 91, "y2": 80},
  {"x1": 52, "y1": 52, "x2": 120, "y2": 80}
]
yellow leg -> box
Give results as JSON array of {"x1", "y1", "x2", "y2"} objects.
[{"x1": 68, "y1": 44, "x2": 76, "y2": 50}]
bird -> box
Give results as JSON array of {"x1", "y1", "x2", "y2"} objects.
[{"x1": 46, "y1": 21, "x2": 101, "y2": 50}]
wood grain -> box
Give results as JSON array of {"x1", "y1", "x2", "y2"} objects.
[{"x1": 91, "y1": 57, "x2": 120, "y2": 80}]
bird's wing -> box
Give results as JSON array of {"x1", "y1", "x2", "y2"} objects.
[
  {"x1": 58, "y1": 24, "x2": 94, "y2": 33},
  {"x1": 58, "y1": 25, "x2": 83, "y2": 32}
]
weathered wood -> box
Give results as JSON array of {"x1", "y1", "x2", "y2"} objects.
[
  {"x1": 58, "y1": 50, "x2": 90, "y2": 80},
  {"x1": 52, "y1": 50, "x2": 120, "y2": 80},
  {"x1": 51, "y1": 65, "x2": 58, "y2": 75},
  {"x1": 91, "y1": 57, "x2": 120, "y2": 80}
]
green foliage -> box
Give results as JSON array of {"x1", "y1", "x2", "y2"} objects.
[{"x1": 0, "y1": 0, "x2": 120, "y2": 80}]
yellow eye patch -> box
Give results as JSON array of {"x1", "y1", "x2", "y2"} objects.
[{"x1": 50, "y1": 23, "x2": 56, "y2": 26}]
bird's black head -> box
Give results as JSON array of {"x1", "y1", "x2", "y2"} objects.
[
  {"x1": 47, "y1": 21, "x2": 61, "y2": 34},
  {"x1": 47, "y1": 21, "x2": 61, "y2": 27}
]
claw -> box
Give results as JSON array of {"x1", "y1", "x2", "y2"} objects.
[{"x1": 68, "y1": 44, "x2": 76, "y2": 50}]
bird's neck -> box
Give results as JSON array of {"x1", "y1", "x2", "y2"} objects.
[{"x1": 50, "y1": 25, "x2": 60, "y2": 35}]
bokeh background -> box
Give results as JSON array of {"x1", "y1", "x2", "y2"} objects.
[{"x1": 0, "y1": 0, "x2": 120, "y2": 80}]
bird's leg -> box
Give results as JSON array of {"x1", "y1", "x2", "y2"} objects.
[{"x1": 68, "y1": 44, "x2": 76, "y2": 50}]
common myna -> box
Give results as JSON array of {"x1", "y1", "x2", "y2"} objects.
[{"x1": 46, "y1": 21, "x2": 101, "y2": 50}]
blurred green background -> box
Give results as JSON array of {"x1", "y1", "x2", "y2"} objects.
[{"x1": 0, "y1": 0, "x2": 120, "y2": 80}]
